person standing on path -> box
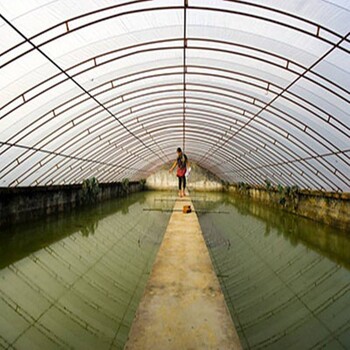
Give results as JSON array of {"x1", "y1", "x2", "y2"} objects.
[{"x1": 169, "y1": 147, "x2": 190, "y2": 197}]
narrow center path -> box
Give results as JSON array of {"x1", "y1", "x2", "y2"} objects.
[{"x1": 124, "y1": 196, "x2": 242, "y2": 350}]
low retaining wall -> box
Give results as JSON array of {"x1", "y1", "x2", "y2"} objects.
[
  {"x1": 227, "y1": 185, "x2": 350, "y2": 231},
  {"x1": 0, "y1": 182, "x2": 142, "y2": 227}
]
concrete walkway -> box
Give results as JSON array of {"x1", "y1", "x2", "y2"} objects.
[{"x1": 124, "y1": 197, "x2": 242, "y2": 350}]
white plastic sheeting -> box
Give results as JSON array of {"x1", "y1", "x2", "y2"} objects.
[{"x1": 0, "y1": 0, "x2": 349, "y2": 191}]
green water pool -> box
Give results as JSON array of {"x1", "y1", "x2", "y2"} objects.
[
  {"x1": 0, "y1": 192, "x2": 171, "y2": 350},
  {"x1": 194, "y1": 192, "x2": 350, "y2": 350},
  {"x1": 0, "y1": 191, "x2": 349, "y2": 349}
]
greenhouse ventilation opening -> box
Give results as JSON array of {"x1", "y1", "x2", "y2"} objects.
[{"x1": 0, "y1": 1, "x2": 350, "y2": 350}]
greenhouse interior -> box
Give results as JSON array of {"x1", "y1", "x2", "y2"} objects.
[{"x1": 0, "y1": 1, "x2": 350, "y2": 349}]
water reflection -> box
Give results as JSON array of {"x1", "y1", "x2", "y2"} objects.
[
  {"x1": 226, "y1": 194, "x2": 350, "y2": 270},
  {"x1": 192, "y1": 192, "x2": 350, "y2": 270},
  {"x1": 0, "y1": 191, "x2": 171, "y2": 349},
  {"x1": 0, "y1": 192, "x2": 149, "y2": 269},
  {"x1": 196, "y1": 192, "x2": 350, "y2": 350}
]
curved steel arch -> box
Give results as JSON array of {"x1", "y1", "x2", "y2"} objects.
[
  {"x1": 1, "y1": 0, "x2": 348, "y2": 69},
  {"x1": 2, "y1": 54, "x2": 348, "y2": 162},
  {"x1": 28, "y1": 112, "x2": 326, "y2": 190},
  {"x1": 60, "y1": 86, "x2": 350, "y2": 180},
  {"x1": 2, "y1": 86, "x2": 348, "y2": 190},
  {"x1": 18, "y1": 120, "x2": 258, "y2": 187},
  {"x1": 1, "y1": 81, "x2": 348, "y2": 187},
  {"x1": 0, "y1": 104, "x2": 310, "y2": 189},
  {"x1": 2, "y1": 61, "x2": 348, "y2": 161},
  {"x1": 135, "y1": 114, "x2": 343, "y2": 190},
  {"x1": 127, "y1": 134, "x2": 315, "y2": 189},
  {"x1": 0, "y1": 1, "x2": 349, "y2": 190},
  {"x1": 197, "y1": 32, "x2": 350, "y2": 165},
  {"x1": 5, "y1": 61, "x2": 346, "y2": 160},
  {"x1": 3, "y1": 39, "x2": 349, "y2": 125},
  {"x1": 3, "y1": 71, "x2": 344, "y2": 163}
]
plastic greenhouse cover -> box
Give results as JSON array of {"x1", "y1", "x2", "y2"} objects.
[{"x1": 0, "y1": 0, "x2": 349, "y2": 191}]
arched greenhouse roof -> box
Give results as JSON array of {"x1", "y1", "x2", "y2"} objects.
[{"x1": 0, "y1": 0, "x2": 349, "y2": 191}]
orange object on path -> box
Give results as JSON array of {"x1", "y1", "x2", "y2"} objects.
[{"x1": 182, "y1": 205, "x2": 192, "y2": 213}]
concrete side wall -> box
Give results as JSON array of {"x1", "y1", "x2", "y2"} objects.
[
  {"x1": 0, "y1": 182, "x2": 142, "y2": 227},
  {"x1": 228, "y1": 185, "x2": 350, "y2": 231},
  {"x1": 146, "y1": 163, "x2": 223, "y2": 192}
]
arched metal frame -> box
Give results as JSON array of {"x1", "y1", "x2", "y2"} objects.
[{"x1": 0, "y1": 0, "x2": 349, "y2": 190}]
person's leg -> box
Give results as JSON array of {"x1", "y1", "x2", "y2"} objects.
[
  {"x1": 182, "y1": 176, "x2": 186, "y2": 196},
  {"x1": 178, "y1": 176, "x2": 182, "y2": 197}
]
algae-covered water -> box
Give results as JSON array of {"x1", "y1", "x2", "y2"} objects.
[
  {"x1": 0, "y1": 192, "x2": 171, "y2": 350},
  {"x1": 0, "y1": 191, "x2": 349, "y2": 350},
  {"x1": 193, "y1": 192, "x2": 350, "y2": 350}
]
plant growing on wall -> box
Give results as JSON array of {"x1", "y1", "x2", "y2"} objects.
[
  {"x1": 140, "y1": 178, "x2": 146, "y2": 191},
  {"x1": 122, "y1": 178, "x2": 130, "y2": 194},
  {"x1": 265, "y1": 179, "x2": 272, "y2": 192},
  {"x1": 277, "y1": 184, "x2": 299, "y2": 210},
  {"x1": 81, "y1": 177, "x2": 100, "y2": 204},
  {"x1": 277, "y1": 184, "x2": 286, "y2": 205},
  {"x1": 290, "y1": 185, "x2": 299, "y2": 210},
  {"x1": 238, "y1": 182, "x2": 250, "y2": 195},
  {"x1": 221, "y1": 180, "x2": 230, "y2": 192},
  {"x1": 277, "y1": 184, "x2": 284, "y2": 194}
]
